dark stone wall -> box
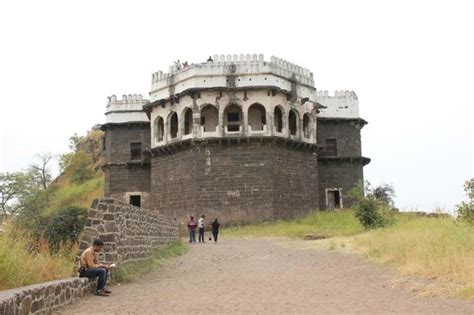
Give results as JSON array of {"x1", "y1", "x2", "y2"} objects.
[
  {"x1": 273, "y1": 147, "x2": 319, "y2": 219},
  {"x1": 316, "y1": 118, "x2": 368, "y2": 210},
  {"x1": 317, "y1": 159, "x2": 364, "y2": 210},
  {"x1": 104, "y1": 123, "x2": 150, "y2": 163},
  {"x1": 103, "y1": 123, "x2": 151, "y2": 208},
  {"x1": 317, "y1": 119, "x2": 363, "y2": 157},
  {"x1": 151, "y1": 140, "x2": 319, "y2": 226}
]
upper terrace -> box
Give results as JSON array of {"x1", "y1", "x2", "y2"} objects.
[{"x1": 149, "y1": 54, "x2": 316, "y2": 104}]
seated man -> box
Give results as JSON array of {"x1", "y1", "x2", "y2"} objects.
[{"x1": 78, "y1": 239, "x2": 112, "y2": 296}]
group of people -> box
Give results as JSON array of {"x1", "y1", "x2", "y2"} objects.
[{"x1": 187, "y1": 215, "x2": 220, "y2": 243}]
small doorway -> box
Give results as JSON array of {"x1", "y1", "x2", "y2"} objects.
[
  {"x1": 326, "y1": 189, "x2": 342, "y2": 210},
  {"x1": 129, "y1": 195, "x2": 141, "y2": 207}
]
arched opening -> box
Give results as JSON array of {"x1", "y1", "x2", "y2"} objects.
[
  {"x1": 224, "y1": 104, "x2": 242, "y2": 132},
  {"x1": 303, "y1": 114, "x2": 311, "y2": 138},
  {"x1": 155, "y1": 116, "x2": 164, "y2": 142},
  {"x1": 183, "y1": 108, "x2": 193, "y2": 135},
  {"x1": 169, "y1": 112, "x2": 178, "y2": 139},
  {"x1": 200, "y1": 105, "x2": 218, "y2": 132},
  {"x1": 289, "y1": 110, "x2": 298, "y2": 136},
  {"x1": 274, "y1": 106, "x2": 283, "y2": 133},
  {"x1": 248, "y1": 103, "x2": 266, "y2": 131}
]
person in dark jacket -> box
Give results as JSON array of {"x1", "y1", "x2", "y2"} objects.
[{"x1": 210, "y1": 218, "x2": 220, "y2": 243}]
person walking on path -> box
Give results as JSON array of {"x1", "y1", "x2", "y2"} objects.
[
  {"x1": 188, "y1": 216, "x2": 197, "y2": 243},
  {"x1": 210, "y1": 218, "x2": 220, "y2": 243},
  {"x1": 78, "y1": 239, "x2": 113, "y2": 296},
  {"x1": 198, "y1": 215, "x2": 206, "y2": 243}
]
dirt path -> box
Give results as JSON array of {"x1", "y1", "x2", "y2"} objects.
[{"x1": 62, "y1": 238, "x2": 474, "y2": 314}]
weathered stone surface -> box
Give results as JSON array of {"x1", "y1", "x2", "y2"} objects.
[
  {"x1": 77, "y1": 198, "x2": 178, "y2": 266},
  {"x1": 0, "y1": 278, "x2": 95, "y2": 315}
]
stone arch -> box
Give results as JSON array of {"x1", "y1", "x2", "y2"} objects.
[
  {"x1": 224, "y1": 104, "x2": 243, "y2": 132},
  {"x1": 154, "y1": 116, "x2": 164, "y2": 142},
  {"x1": 289, "y1": 109, "x2": 299, "y2": 136},
  {"x1": 168, "y1": 111, "x2": 178, "y2": 139},
  {"x1": 274, "y1": 105, "x2": 284, "y2": 133},
  {"x1": 200, "y1": 104, "x2": 219, "y2": 132},
  {"x1": 182, "y1": 107, "x2": 193, "y2": 135},
  {"x1": 248, "y1": 103, "x2": 266, "y2": 132},
  {"x1": 303, "y1": 113, "x2": 311, "y2": 138}
]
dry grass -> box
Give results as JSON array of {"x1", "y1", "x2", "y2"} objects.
[
  {"x1": 224, "y1": 210, "x2": 363, "y2": 239},
  {"x1": 354, "y1": 217, "x2": 474, "y2": 298},
  {"x1": 0, "y1": 222, "x2": 76, "y2": 290}
]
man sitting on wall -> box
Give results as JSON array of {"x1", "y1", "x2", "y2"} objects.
[{"x1": 78, "y1": 239, "x2": 113, "y2": 296}]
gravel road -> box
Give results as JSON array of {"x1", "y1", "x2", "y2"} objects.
[{"x1": 61, "y1": 238, "x2": 474, "y2": 314}]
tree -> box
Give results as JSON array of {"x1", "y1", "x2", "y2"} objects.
[
  {"x1": 0, "y1": 172, "x2": 32, "y2": 218},
  {"x1": 372, "y1": 183, "x2": 396, "y2": 206},
  {"x1": 29, "y1": 153, "x2": 53, "y2": 190}
]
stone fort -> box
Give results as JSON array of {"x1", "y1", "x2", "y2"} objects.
[{"x1": 102, "y1": 54, "x2": 370, "y2": 225}]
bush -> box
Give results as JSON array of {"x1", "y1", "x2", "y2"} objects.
[
  {"x1": 44, "y1": 206, "x2": 88, "y2": 250},
  {"x1": 350, "y1": 181, "x2": 396, "y2": 229},
  {"x1": 457, "y1": 179, "x2": 474, "y2": 224}
]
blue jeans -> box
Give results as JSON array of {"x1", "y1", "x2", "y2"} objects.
[
  {"x1": 80, "y1": 268, "x2": 108, "y2": 291},
  {"x1": 189, "y1": 229, "x2": 196, "y2": 243}
]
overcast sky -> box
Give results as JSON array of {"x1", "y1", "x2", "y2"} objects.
[{"x1": 0, "y1": 0, "x2": 472, "y2": 212}]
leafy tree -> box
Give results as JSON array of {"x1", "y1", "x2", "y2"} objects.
[
  {"x1": 0, "y1": 172, "x2": 34, "y2": 218},
  {"x1": 372, "y1": 183, "x2": 396, "y2": 206},
  {"x1": 456, "y1": 178, "x2": 474, "y2": 223}
]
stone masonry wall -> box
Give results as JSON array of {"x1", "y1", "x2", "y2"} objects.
[
  {"x1": 317, "y1": 159, "x2": 364, "y2": 210},
  {"x1": 317, "y1": 119, "x2": 362, "y2": 157},
  {"x1": 79, "y1": 198, "x2": 179, "y2": 265},
  {"x1": 103, "y1": 124, "x2": 152, "y2": 208},
  {"x1": 151, "y1": 140, "x2": 319, "y2": 226},
  {"x1": 0, "y1": 278, "x2": 95, "y2": 315}
]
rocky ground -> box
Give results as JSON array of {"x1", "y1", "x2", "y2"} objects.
[{"x1": 61, "y1": 238, "x2": 474, "y2": 314}]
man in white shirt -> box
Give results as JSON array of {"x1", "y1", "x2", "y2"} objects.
[{"x1": 198, "y1": 214, "x2": 205, "y2": 243}]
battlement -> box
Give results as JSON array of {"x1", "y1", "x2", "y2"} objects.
[
  {"x1": 149, "y1": 54, "x2": 316, "y2": 103},
  {"x1": 317, "y1": 90, "x2": 358, "y2": 100},
  {"x1": 105, "y1": 94, "x2": 150, "y2": 124},
  {"x1": 316, "y1": 90, "x2": 360, "y2": 119},
  {"x1": 107, "y1": 94, "x2": 147, "y2": 107}
]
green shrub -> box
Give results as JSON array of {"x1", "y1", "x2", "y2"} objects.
[
  {"x1": 457, "y1": 179, "x2": 474, "y2": 224},
  {"x1": 350, "y1": 181, "x2": 396, "y2": 230},
  {"x1": 44, "y1": 206, "x2": 88, "y2": 250}
]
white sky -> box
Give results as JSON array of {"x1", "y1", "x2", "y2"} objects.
[{"x1": 0, "y1": 0, "x2": 473, "y2": 212}]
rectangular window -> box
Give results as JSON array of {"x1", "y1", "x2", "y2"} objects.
[
  {"x1": 130, "y1": 142, "x2": 142, "y2": 160},
  {"x1": 227, "y1": 112, "x2": 240, "y2": 122},
  {"x1": 325, "y1": 138, "x2": 337, "y2": 156},
  {"x1": 129, "y1": 195, "x2": 141, "y2": 207}
]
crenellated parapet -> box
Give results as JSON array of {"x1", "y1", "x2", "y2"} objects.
[
  {"x1": 149, "y1": 54, "x2": 316, "y2": 104},
  {"x1": 105, "y1": 94, "x2": 150, "y2": 124},
  {"x1": 316, "y1": 90, "x2": 360, "y2": 119}
]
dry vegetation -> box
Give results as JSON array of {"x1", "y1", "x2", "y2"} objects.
[{"x1": 224, "y1": 211, "x2": 474, "y2": 299}]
